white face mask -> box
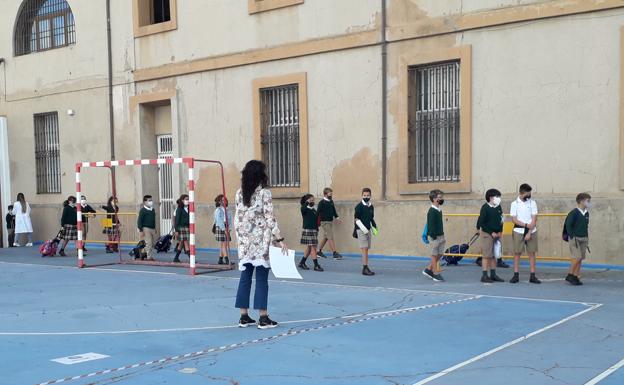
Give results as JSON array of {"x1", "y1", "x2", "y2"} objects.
[
  {"x1": 492, "y1": 197, "x2": 502, "y2": 207},
  {"x1": 69, "y1": 202, "x2": 76, "y2": 207},
  {"x1": 584, "y1": 200, "x2": 591, "y2": 209},
  {"x1": 146, "y1": 201, "x2": 154, "y2": 208},
  {"x1": 183, "y1": 200, "x2": 189, "y2": 207},
  {"x1": 80, "y1": 199, "x2": 87, "y2": 206}
]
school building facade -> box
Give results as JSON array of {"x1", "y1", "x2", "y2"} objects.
[{"x1": 0, "y1": 0, "x2": 623, "y2": 265}]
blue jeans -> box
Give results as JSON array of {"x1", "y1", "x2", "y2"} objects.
[{"x1": 235, "y1": 263, "x2": 269, "y2": 310}]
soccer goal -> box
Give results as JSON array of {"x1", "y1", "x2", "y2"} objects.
[{"x1": 75, "y1": 157, "x2": 233, "y2": 275}]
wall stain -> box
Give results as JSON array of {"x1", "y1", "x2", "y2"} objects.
[{"x1": 330, "y1": 147, "x2": 381, "y2": 200}]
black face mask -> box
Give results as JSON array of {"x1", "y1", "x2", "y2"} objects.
[
  {"x1": 363, "y1": 197, "x2": 371, "y2": 203},
  {"x1": 308, "y1": 202, "x2": 315, "y2": 208},
  {"x1": 438, "y1": 199, "x2": 445, "y2": 205},
  {"x1": 327, "y1": 196, "x2": 333, "y2": 201}
]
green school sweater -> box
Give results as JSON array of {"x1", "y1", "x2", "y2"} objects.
[
  {"x1": 137, "y1": 207, "x2": 156, "y2": 230},
  {"x1": 61, "y1": 205, "x2": 77, "y2": 226},
  {"x1": 426, "y1": 207, "x2": 444, "y2": 239},
  {"x1": 354, "y1": 202, "x2": 376, "y2": 230},
  {"x1": 317, "y1": 199, "x2": 339, "y2": 222},
  {"x1": 565, "y1": 209, "x2": 589, "y2": 238},
  {"x1": 301, "y1": 205, "x2": 319, "y2": 230},
  {"x1": 476, "y1": 203, "x2": 503, "y2": 234},
  {"x1": 175, "y1": 207, "x2": 189, "y2": 230}
]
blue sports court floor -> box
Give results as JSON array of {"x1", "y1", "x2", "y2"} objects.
[{"x1": 0, "y1": 246, "x2": 623, "y2": 385}]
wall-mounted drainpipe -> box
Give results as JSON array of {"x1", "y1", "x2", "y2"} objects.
[
  {"x1": 381, "y1": 0, "x2": 388, "y2": 200},
  {"x1": 106, "y1": 0, "x2": 117, "y2": 197}
]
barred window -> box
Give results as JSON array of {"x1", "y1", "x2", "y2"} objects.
[
  {"x1": 14, "y1": 0, "x2": 75, "y2": 56},
  {"x1": 408, "y1": 61, "x2": 461, "y2": 183},
  {"x1": 34, "y1": 112, "x2": 61, "y2": 194},
  {"x1": 259, "y1": 84, "x2": 301, "y2": 188}
]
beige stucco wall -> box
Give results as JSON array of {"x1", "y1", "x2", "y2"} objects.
[{"x1": 0, "y1": 0, "x2": 622, "y2": 264}]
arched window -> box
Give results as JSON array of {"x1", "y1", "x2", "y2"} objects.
[{"x1": 14, "y1": 0, "x2": 75, "y2": 56}]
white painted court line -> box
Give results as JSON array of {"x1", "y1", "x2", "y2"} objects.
[
  {"x1": 34, "y1": 296, "x2": 481, "y2": 385},
  {"x1": 411, "y1": 303, "x2": 603, "y2": 385},
  {"x1": 584, "y1": 357, "x2": 624, "y2": 385},
  {"x1": 51, "y1": 353, "x2": 109, "y2": 365},
  {"x1": 0, "y1": 261, "x2": 600, "y2": 307}
]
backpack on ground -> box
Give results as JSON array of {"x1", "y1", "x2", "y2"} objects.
[
  {"x1": 129, "y1": 240, "x2": 147, "y2": 260},
  {"x1": 40, "y1": 230, "x2": 63, "y2": 257},
  {"x1": 154, "y1": 230, "x2": 173, "y2": 253},
  {"x1": 442, "y1": 232, "x2": 480, "y2": 266}
]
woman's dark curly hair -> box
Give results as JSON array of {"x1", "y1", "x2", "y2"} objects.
[
  {"x1": 300, "y1": 194, "x2": 313, "y2": 206},
  {"x1": 241, "y1": 160, "x2": 268, "y2": 207}
]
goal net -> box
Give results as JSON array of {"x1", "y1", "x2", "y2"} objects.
[{"x1": 75, "y1": 157, "x2": 233, "y2": 275}]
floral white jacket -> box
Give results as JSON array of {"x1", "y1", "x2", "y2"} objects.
[{"x1": 234, "y1": 186, "x2": 282, "y2": 271}]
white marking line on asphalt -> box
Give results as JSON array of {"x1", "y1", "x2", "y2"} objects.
[
  {"x1": 584, "y1": 357, "x2": 624, "y2": 385},
  {"x1": 0, "y1": 261, "x2": 600, "y2": 307},
  {"x1": 411, "y1": 303, "x2": 603, "y2": 385},
  {"x1": 51, "y1": 353, "x2": 109, "y2": 365}
]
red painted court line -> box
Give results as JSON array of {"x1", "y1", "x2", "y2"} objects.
[{"x1": 34, "y1": 296, "x2": 481, "y2": 385}]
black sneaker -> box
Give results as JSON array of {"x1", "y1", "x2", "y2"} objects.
[
  {"x1": 481, "y1": 275, "x2": 493, "y2": 283},
  {"x1": 314, "y1": 264, "x2": 324, "y2": 272},
  {"x1": 490, "y1": 273, "x2": 504, "y2": 282},
  {"x1": 333, "y1": 252, "x2": 343, "y2": 260},
  {"x1": 422, "y1": 269, "x2": 435, "y2": 280},
  {"x1": 510, "y1": 274, "x2": 519, "y2": 284},
  {"x1": 317, "y1": 251, "x2": 327, "y2": 258},
  {"x1": 362, "y1": 266, "x2": 375, "y2": 276},
  {"x1": 258, "y1": 315, "x2": 278, "y2": 329},
  {"x1": 529, "y1": 275, "x2": 541, "y2": 284},
  {"x1": 238, "y1": 314, "x2": 256, "y2": 328},
  {"x1": 497, "y1": 259, "x2": 510, "y2": 268},
  {"x1": 298, "y1": 261, "x2": 309, "y2": 270},
  {"x1": 566, "y1": 274, "x2": 581, "y2": 286},
  {"x1": 432, "y1": 274, "x2": 445, "y2": 282},
  {"x1": 576, "y1": 277, "x2": 584, "y2": 286},
  {"x1": 59, "y1": 249, "x2": 66, "y2": 257}
]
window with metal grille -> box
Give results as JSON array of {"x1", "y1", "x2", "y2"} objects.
[
  {"x1": 34, "y1": 112, "x2": 61, "y2": 194},
  {"x1": 152, "y1": 0, "x2": 171, "y2": 24},
  {"x1": 14, "y1": 0, "x2": 75, "y2": 56},
  {"x1": 408, "y1": 61, "x2": 461, "y2": 184},
  {"x1": 259, "y1": 85, "x2": 301, "y2": 188}
]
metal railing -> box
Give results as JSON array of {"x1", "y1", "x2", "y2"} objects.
[
  {"x1": 260, "y1": 84, "x2": 301, "y2": 188},
  {"x1": 408, "y1": 61, "x2": 461, "y2": 183}
]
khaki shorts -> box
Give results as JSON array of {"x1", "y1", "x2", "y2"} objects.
[
  {"x1": 356, "y1": 229, "x2": 371, "y2": 249},
  {"x1": 429, "y1": 235, "x2": 446, "y2": 256},
  {"x1": 320, "y1": 221, "x2": 334, "y2": 241},
  {"x1": 512, "y1": 231, "x2": 538, "y2": 255},
  {"x1": 480, "y1": 231, "x2": 495, "y2": 259},
  {"x1": 569, "y1": 237, "x2": 589, "y2": 260}
]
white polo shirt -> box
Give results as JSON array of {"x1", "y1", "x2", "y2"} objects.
[{"x1": 509, "y1": 197, "x2": 538, "y2": 234}]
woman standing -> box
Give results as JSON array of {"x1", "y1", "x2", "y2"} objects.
[
  {"x1": 234, "y1": 160, "x2": 287, "y2": 329},
  {"x1": 12, "y1": 193, "x2": 33, "y2": 247},
  {"x1": 101, "y1": 196, "x2": 120, "y2": 253}
]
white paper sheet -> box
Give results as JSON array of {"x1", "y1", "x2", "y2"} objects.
[
  {"x1": 51, "y1": 352, "x2": 110, "y2": 365},
  {"x1": 269, "y1": 246, "x2": 302, "y2": 280}
]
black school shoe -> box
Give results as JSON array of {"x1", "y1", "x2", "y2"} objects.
[
  {"x1": 497, "y1": 259, "x2": 510, "y2": 268},
  {"x1": 481, "y1": 275, "x2": 493, "y2": 283},
  {"x1": 510, "y1": 274, "x2": 520, "y2": 284},
  {"x1": 529, "y1": 275, "x2": 541, "y2": 284},
  {"x1": 333, "y1": 252, "x2": 343, "y2": 260},
  {"x1": 362, "y1": 266, "x2": 375, "y2": 276},
  {"x1": 490, "y1": 273, "x2": 505, "y2": 282},
  {"x1": 298, "y1": 261, "x2": 310, "y2": 270},
  {"x1": 314, "y1": 263, "x2": 324, "y2": 272},
  {"x1": 317, "y1": 251, "x2": 327, "y2": 258},
  {"x1": 422, "y1": 269, "x2": 435, "y2": 280},
  {"x1": 59, "y1": 249, "x2": 66, "y2": 257},
  {"x1": 565, "y1": 274, "x2": 582, "y2": 286},
  {"x1": 257, "y1": 315, "x2": 278, "y2": 329},
  {"x1": 238, "y1": 314, "x2": 256, "y2": 328}
]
